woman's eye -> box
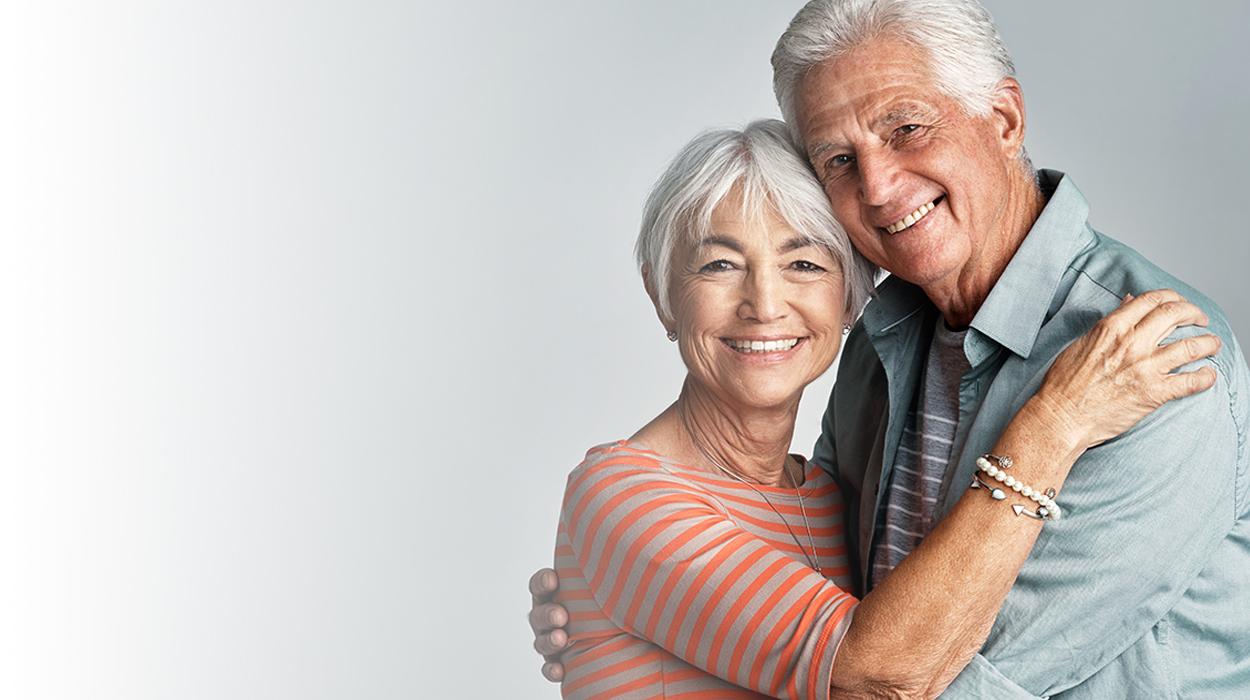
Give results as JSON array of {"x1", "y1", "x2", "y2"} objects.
[
  {"x1": 790, "y1": 260, "x2": 826, "y2": 273},
  {"x1": 700, "y1": 259, "x2": 736, "y2": 273}
]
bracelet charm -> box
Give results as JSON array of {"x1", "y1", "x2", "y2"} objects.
[{"x1": 969, "y1": 453, "x2": 1063, "y2": 521}]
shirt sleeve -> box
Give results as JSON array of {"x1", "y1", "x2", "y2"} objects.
[
  {"x1": 942, "y1": 354, "x2": 1246, "y2": 698},
  {"x1": 559, "y1": 453, "x2": 858, "y2": 700}
]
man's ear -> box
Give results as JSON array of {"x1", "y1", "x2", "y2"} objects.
[
  {"x1": 641, "y1": 264, "x2": 676, "y2": 335},
  {"x1": 989, "y1": 76, "x2": 1027, "y2": 157}
]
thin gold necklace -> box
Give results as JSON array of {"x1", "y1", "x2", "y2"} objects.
[{"x1": 678, "y1": 405, "x2": 824, "y2": 576}]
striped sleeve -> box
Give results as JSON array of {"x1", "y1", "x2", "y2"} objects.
[{"x1": 559, "y1": 453, "x2": 858, "y2": 700}]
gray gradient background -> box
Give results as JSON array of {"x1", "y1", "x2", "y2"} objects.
[{"x1": 1, "y1": 1, "x2": 1246, "y2": 698}]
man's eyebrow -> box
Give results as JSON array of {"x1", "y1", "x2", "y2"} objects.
[
  {"x1": 873, "y1": 104, "x2": 933, "y2": 130},
  {"x1": 807, "y1": 142, "x2": 845, "y2": 162},
  {"x1": 806, "y1": 104, "x2": 935, "y2": 162}
]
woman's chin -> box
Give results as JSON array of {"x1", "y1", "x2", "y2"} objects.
[{"x1": 719, "y1": 382, "x2": 807, "y2": 412}]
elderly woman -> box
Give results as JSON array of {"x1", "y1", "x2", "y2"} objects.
[{"x1": 534, "y1": 120, "x2": 1217, "y2": 699}]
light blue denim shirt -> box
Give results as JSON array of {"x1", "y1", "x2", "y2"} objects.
[{"x1": 814, "y1": 170, "x2": 1250, "y2": 698}]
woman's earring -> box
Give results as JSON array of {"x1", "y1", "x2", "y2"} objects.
[
  {"x1": 842, "y1": 323, "x2": 852, "y2": 335},
  {"x1": 666, "y1": 330, "x2": 678, "y2": 342}
]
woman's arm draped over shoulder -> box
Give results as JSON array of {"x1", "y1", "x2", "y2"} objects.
[
  {"x1": 827, "y1": 399, "x2": 1080, "y2": 698},
  {"x1": 827, "y1": 291, "x2": 1221, "y2": 698}
]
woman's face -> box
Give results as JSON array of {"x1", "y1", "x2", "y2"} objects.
[{"x1": 663, "y1": 192, "x2": 848, "y2": 411}]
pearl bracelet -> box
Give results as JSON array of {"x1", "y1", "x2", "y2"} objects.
[{"x1": 971, "y1": 453, "x2": 1062, "y2": 521}]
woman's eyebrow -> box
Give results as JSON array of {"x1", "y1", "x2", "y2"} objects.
[
  {"x1": 700, "y1": 235, "x2": 744, "y2": 253},
  {"x1": 780, "y1": 237, "x2": 813, "y2": 253}
]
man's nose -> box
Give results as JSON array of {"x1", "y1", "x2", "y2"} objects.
[
  {"x1": 738, "y1": 269, "x2": 788, "y2": 322},
  {"x1": 857, "y1": 150, "x2": 902, "y2": 208}
]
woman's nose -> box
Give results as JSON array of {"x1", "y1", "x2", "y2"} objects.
[{"x1": 738, "y1": 271, "x2": 788, "y2": 322}]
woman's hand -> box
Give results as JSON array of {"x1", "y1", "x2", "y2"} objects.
[{"x1": 1031, "y1": 289, "x2": 1221, "y2": 452}]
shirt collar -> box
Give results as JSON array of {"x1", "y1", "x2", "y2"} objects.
[
  {"x1": 861, "y1": 273, "x2": 930, "y2": 338},
  {"x1": 861, "y1": 170, "x2": 1093, "y2": 358},
  {"x1": 969, "y1": 169, "x2": 1093, "y2": 359}
]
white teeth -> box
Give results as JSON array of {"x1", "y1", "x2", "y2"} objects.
[
  {"x1": 886, "y1": 200, "x2": 936, "y2": 235},
  {"x1": 726, "y1": 338, "x2": 800, "y2": 353}
]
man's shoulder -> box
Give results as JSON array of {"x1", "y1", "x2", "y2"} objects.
[
  {"x1": 1058, "y1": 229, "x2": 1249, "y2": 504},
  {"x1": 1069, "y1": 229, "x2": 1236, "y2": 344},
  {"x1": 1053, "y1": 229, "x2": 1247, "y2": 404}
]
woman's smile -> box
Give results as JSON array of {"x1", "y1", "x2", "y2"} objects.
[{"x1": 720, "y1": 335, "x2": 808, "y2": 362}]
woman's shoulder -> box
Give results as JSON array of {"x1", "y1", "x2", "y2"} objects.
[
  {"x1": 567, "y1": 440, "x2": 682, "y2": 484},
  {"x1": 565, "y1": 441, "x2": 835, "y2": 497},
  {"x1": 560, "y1": 441, "x2": 732, "y2": 524},
  {"x1": 564, "y1": 440, "x2": 734, "y2": 501}
]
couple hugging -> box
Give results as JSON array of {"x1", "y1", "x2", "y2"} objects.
[{"x1": 526, "y1": 1, "x2": 1250, "y2": 697}]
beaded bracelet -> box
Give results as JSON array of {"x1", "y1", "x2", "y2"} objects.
[{"x1": 969, "y1": 453, "x2": 1062, "y2": 521}]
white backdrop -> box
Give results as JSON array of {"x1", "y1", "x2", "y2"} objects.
[{"x1": 1, "y1": 1, "x2": 1247, "y2": 698}]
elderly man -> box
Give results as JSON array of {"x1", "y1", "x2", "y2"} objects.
[{"x1": 531, "y1": 0, "x2": 1250, "y2": 696}]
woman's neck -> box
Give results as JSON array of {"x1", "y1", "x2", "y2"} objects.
[{"x1": 634, "y1": 377, "x2": 801, "y2": 487}]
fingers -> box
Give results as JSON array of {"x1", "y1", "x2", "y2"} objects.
[
  {"x1": 1161, "y1": 365, "x2": 1218, "y2": 401},
  {"x1": 542, "y1": 661, "x2": 566, "y2": 683},
  {"x1": 534, "y1": 627, "x2": 569, "y2": 657},
  {"x1": 529, "y1": 602, "x2": 569, "y2": 635},
  {"x1": 1153, "y1": 333, "x2": 1221, "y2": 374},
  {"x1": 529, "y1": 567, "x2": 569, "y2": 680},
  {"x1": 1100, "y1": 289, "x2": 1186, "y2": 331},
  {"x1": 529, "y1": 568, "x2": 559, "y2": 605},
  {"x1": 1135, "y1": 299, "x2": 1210, "y2": 347},
  {"x1": 529, "y1": 570, "x2": 569, "y2": 683}
]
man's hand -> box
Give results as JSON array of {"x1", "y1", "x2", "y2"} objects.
[{"x1": 528, "y1": 568, "x2": 569, "y2": 682}]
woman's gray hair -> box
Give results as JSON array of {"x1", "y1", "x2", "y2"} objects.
[
  {"x1": 772, "y1": 0, "x2": 1015, "y2": 142},
  {"x1": 635, "y1": 119, "x2": 876, "y2": 320}
]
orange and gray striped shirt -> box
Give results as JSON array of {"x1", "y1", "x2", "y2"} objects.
[{"x1": 554, "y1": 441, "x2": 858, "y2": 700}]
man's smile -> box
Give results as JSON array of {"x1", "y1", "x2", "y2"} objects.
[{"x1": 883, "y1": 195, "x2": 945, "y2": 235}]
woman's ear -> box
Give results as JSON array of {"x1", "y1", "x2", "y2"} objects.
[{"x1": 642, "y1": 264, "x2": 676, "y2": 336}]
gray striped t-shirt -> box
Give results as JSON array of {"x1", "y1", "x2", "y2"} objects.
[{"x1": 870, "y1": 319, "x2": 970, "y2": 588}]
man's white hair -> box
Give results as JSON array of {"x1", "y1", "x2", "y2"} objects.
[
  {"x1": 772, "y1": 0, "x2": 1016, "y2": 143},
  {"x1": 636, "y1": 119, "x2": 876, "y2": 320}
]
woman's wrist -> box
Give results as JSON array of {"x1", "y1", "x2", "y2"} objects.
[{"x1": 1003, "y1": 396, "x2": 1088, "y2": 476}]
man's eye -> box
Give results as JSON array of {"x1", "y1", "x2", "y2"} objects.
[
  {"x1": 791, "y1": 260, "x2": 826, "y2": 273},
  {"x1": 826, "y1": 154, "x2": 855, "y2": 170},
  {"x1": 700, "y1": 259, "x2": 735, "y2": 273},
  {"x1": 895, "y1": 124, "x2": 922, "y2": 137}
]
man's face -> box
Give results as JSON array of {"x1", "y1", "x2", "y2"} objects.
[{"x1": 794, "y1": 36, "x2": 1021, "y2": 289}]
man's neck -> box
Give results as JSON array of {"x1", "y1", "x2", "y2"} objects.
[{"x1": 924, "y1": 171, "x2": 1046, "y2": 329}]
